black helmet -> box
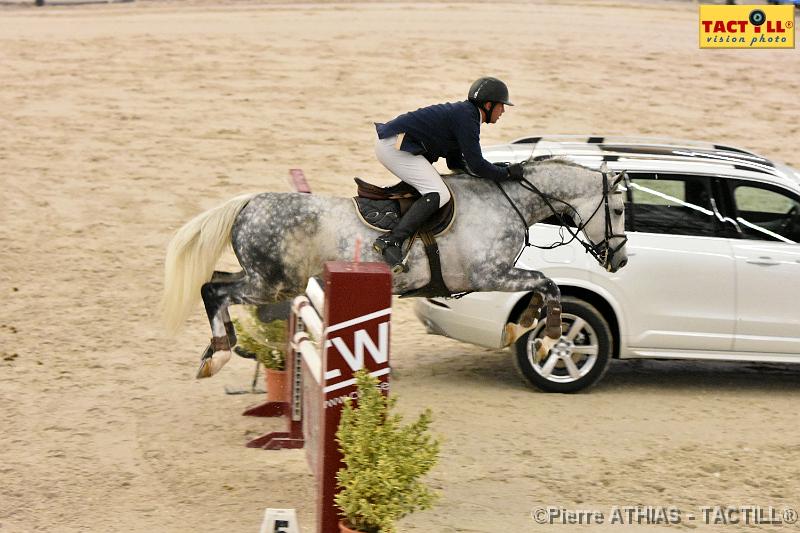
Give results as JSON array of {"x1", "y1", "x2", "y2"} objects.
[{"x1": 468, "y1": 77, "x2": 514, "y2": 106}]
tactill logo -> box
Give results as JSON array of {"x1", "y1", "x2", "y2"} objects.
[{"x1": 699, "y1": 5, "x2": 795, "y2": 49}]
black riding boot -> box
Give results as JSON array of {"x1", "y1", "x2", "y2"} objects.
[{"x1": 373, "y1": 192, "x2": 441, "y2": 273}]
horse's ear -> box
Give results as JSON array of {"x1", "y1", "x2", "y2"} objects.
[{"x1": 612, "y1": 170, "x2": 629, "y2": 191}]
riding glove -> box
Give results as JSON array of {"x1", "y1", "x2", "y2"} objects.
[{"x1": 507, "y1": 163, "x2": 525, "y2": 181}]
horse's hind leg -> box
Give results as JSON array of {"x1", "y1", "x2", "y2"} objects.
[
  {"x1": 211, "y1": 270, "x2": 245, "y2": 347},
  {"x1": 197, "y1": 273, "x2": 262, "y2": 379}
]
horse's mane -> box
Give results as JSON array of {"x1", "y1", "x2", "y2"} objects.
[
  {"x1": 445, "y1": 156, "x2": 597, "y2": 182},
  {"x1": 528, "y1": 157, "x2": 596, "y2": 172}
]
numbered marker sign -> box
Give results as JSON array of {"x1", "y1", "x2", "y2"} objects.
[{"x1": 259, "y1": 508, "x2": 299, "y2": 533}]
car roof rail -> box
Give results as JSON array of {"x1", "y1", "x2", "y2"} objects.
[
  {"x1": 510, "y1": 135, "x2": 765, "y2": 159},
  {"x1": 507, "y1": 135, "x2": 783, "y2": 178}
]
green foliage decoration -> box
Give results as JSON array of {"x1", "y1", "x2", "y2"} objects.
[
  {"x1": 335, "y1": 370, "x2": 440, "y2": 533},
  {"x1": 232, "y1": 308, "x2": 287, "y2": 371}
]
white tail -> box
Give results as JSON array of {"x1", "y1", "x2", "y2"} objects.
[{"x1": 161, "y1": 193, "x2": 256, "y2": 334}]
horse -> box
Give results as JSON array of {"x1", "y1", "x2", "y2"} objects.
[{"x1": 161, "y1": 159, "x2": 629, "y2": 378}]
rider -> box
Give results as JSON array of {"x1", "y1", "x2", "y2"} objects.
[{"x1": 372, "y1": 76, "x2": 525, "y2": 273}]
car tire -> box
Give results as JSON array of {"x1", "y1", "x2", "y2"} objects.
[{"x1": 513, "y1": 297, "x2": 613, "y2": 393}]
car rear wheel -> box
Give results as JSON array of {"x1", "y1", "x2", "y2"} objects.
[{"x1": 513, "y1": 297, "x2": 613, "y2": 393}]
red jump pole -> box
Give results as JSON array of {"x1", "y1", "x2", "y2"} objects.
[{"x1": 289, "y1": 168, "x2": 312, "y2": 194}]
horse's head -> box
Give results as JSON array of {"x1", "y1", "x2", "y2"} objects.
[{"x1": 571, "y1": 164, "x2": 629, "y2": 273}]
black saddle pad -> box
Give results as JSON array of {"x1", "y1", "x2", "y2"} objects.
[{"x1": 354, "y1": 198, "x2": 402, "y2": 231}]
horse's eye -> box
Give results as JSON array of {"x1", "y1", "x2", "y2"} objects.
[{"x1": 614, "y1": 208, "x2": 624, "y2": 216}]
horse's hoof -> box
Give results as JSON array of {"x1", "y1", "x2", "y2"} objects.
[
  {"x1": 504, "y1": 320, "x2": 538, "y2": 345},
  {"x1": 534, "y1": 336, "x2": 557, "y2": 361},
  {"x1": 196, "y1": 350, "x2": 232, "y2": 379}
]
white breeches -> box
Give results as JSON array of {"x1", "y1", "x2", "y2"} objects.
[{"x1": 374, "y1": 135, "x2": 451, "y2": 208}]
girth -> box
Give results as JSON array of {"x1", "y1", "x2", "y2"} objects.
[{"x1": 396, "y1": 232, "x2": 451, "y2": 299}]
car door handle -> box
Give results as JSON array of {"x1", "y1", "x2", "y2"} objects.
[{"x1": 746, "y1": 257, "x2": 779, "y2": 266}]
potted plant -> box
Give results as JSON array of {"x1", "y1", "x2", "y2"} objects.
[
  {"x1": 335, "y1": 370, "x2": 440, "y2": 533},
  {"x1": 233, "y1": 309, "x2": 288, "y2": 402}
]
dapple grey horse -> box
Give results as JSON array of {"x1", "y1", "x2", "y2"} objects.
[{"x1": 162, "y1": 159, "x2": 628, "y2": 378}]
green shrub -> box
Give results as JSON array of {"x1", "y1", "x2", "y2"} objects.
[
  {"x1": 335, "y1": 370, "x2": 440, "y2": 533},
  {"x1": 232, "y1": 308, "x2": 287, "y2": 371}
]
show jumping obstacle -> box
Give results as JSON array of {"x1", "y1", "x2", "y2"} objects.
[{"x1": 245, "y1": 261, "x2": 392, "y2": 533}]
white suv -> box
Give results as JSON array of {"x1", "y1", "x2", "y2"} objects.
[{"x1": 414, "y1": 136, "x2": 800, "y2": 392}]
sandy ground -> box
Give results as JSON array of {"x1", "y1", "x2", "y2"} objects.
[{"x1": 1, "y1": 1, "x2": 800, "y2": 532}]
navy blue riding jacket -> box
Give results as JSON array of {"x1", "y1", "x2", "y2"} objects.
[{"x1": 375, "y1": 100, "x2": 509, "y2": 182}]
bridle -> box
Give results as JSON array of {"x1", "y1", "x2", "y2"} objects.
[{"x1": 494, "y1": 164, "x2": 629, "y2": 270}]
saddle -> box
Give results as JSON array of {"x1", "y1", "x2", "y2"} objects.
[
  {"x1": 352, "y1": 178, "x2": 455, "y2": 236},
  {"x1": 352, "y1": 178, "x2": 457, "y2": 298}
]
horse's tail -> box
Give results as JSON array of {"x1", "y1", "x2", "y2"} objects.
[{"x1": 161, "y1": 193, "x2": 256, "y2": 334}]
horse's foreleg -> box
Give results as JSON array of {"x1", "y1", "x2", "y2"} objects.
[
  {"x1": 543, "y1": 299, "x2": 563, "y2": 339},
  {"x1": 520, "y1": 280, "x2": 562, "y2": 360},
  {"x1": 518, "y1": 292, "x2": 544, "y2": 328},
  {"x1": 504, "y1": 291, "x2": 543, "y2": 346},
  {"x1": 476, "y1": 270, "x2": 562, "y2": 356},
  {"x1": 197, "y1": 274, "x2": 262, "y2": 379},
  {"x1": 531, "y1": 299, "x2": 563, "y2": 363}
]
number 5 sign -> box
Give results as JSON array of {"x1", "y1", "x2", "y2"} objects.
[{"x1": 260, "y1": 508, "x2": 300, "y2": 533}]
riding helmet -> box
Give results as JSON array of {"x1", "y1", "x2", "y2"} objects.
[{"x1": 468, "y1": 77, "x2": 514, "y2": 106}]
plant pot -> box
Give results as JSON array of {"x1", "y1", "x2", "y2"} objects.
[
  {"x1": 265, "y1": 368, "x2": 289, "y2": 403},
  {"x1": 338, "y1": 521, "x2": 367, "y2": 533}
]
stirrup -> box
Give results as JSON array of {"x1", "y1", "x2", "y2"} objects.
[
  {"x1": 381, "y1": 245, "x2": 409, "y2": 274},
  {"x1": 391, "y1": 258, "x2": 409, "y2": 274}
]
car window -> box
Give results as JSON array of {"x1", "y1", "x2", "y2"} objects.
[
  {"x1": 731, "y1": 182, "x2": 800, "y2": 243},
  {"x1": 627, "y1": 174, "x2": 720, "y2": 237}
]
